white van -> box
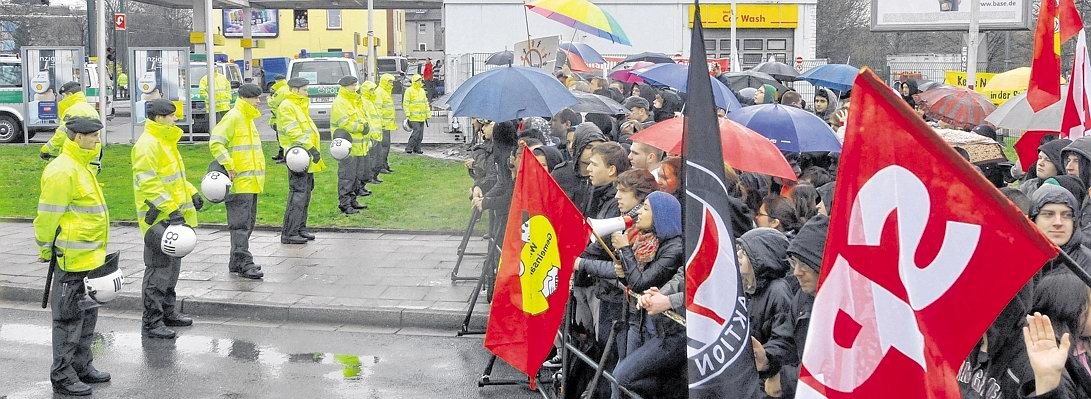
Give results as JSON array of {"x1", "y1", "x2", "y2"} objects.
[
  {"x1": 188, "y1": 61, "x2": 243, "y2": 132},
  {"x1": 287, "y1": 54, "x2": 359, "y2": 128}
]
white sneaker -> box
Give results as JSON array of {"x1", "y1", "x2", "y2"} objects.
[{"x1": 542, "y1": 355, "x2": 562, "y2": 368}]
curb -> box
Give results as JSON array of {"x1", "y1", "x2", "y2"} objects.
[
  {"x1": 0, "y1": 217, "x2": 465, "y2": 236},
  {"x1": 0, "y1": 283, "x2": 487, "y2": 331}
]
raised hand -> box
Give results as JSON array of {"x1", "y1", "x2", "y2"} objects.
[{"x1": 1023, "y1": 312, "x2": 1071, "y2": 396}]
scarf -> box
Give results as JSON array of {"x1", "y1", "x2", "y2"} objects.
[{"x1": 628, "y1": 227, "x2": 659, "y2": 266}]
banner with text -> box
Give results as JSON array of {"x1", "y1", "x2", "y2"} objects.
[{"x1": 944, "y1": 71, "x2": 1021, "y2": 106}]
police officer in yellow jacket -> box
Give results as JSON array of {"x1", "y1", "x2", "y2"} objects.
[
  {"x1": 41, "y1": 82, "x2": 100, "y2": 160},
  {"x1": 268, "y1": 74, "x2": 288, "y2": 162},
  {"x1": 209, "y1": 84, "x2": 266, "y2": 279},
  {"x1": 330, "y1": 76, "x2": 369, "y2": 214},
  {"x1": 357, "y1": 80, "x2": 385, "y2": 194},
  {"x1": 35, "y1": 117, "x2": 112, "y2": 396},
  {"x1": 375, "y1": 74, "x2": 398, "y2": 173},
  {"x1": 278, "y1": 77, "x2": 327, "y2": 244},
  {"x1": 402, "y1": 74, "x2": 430, "y2": 154},
  {"x1": 133, "y1": 99, "x2": 201, "y2": 339},
  {"x1": 199, "y1": 70, "x2": 232, "y2": 122}
]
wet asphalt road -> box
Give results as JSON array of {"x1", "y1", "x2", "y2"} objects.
[{"x1": 0, "y1": 304, "x2": 540, "y2": 399}]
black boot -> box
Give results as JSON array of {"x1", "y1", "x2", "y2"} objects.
[
  {"x1": 53, "y1": 380, "x2": 92, "y2": 396},
  {"x1": 78, "y1": 368, "x2": 111, "y2": 384},
  {"x1": 341, "y1": 206, "x2": 359, "y2": 215},
  {"x1": 164, "y1": 314, "x2": 193, "y2": 327},
  {"x1": 143, "y1": 325, "x2": 177, "y2": 339},
  {"x1": 299, "y1": 230, "x2": 316, "y2": 240}
]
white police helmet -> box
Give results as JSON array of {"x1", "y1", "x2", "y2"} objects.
[
  {"x1": 330, "y1": 138, "x2": 352, "y2": 161},
  {"x1": 145, "y1": 222, "x2": 198, "y2": 258},
  {"x1": 402, "y1": 119, "x2": 411, "y2": 132},
  {"x1": 201, "y1": 171, "x2": 232, "y2": 203},
  {"x1": 285, "y1": 146, "x2": 311, "y2": 173},
  {"x1": 83, "y1": 251, "x2": 124, "y2": 304}
]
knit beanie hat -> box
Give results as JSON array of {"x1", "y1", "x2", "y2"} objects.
[
  {"x1": 787, "y1": 214, "x2": 830, "y2": 272},
  {"x1": 646, "y1": 191, "x2": 682, "y2": 240}
]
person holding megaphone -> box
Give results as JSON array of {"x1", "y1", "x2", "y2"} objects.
[{"x1": 132, "y1": 99, "x2": 201, "y2": 340}]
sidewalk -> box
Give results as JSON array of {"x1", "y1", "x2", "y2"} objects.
[{"x1": 0, "y1": 221, "x2": 492, "y2": 330}]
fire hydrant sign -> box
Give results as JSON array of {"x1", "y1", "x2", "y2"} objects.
[
  {"x1": 20, "y1": 47, "x2": 83, "y2": 129},
  {"x1": 114, "y1": 13, "x2": 126, "y2": 31}
]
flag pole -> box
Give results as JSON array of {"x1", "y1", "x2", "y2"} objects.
[
  {"x1": 1057, "y1": 250, "x2": 1091, "y2": 289},
  {"x1": 588, "y1": 230, "x2": 687, "y2": 326}
]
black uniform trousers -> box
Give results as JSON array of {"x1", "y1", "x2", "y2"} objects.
[
  {"x1": 142, "y1": 240, "x2": 181, "y2": 329},
  {"x1": 226, "y1": 193, "x2": 259, "y2": 271},
  {"x1": 283, "y1": 171, "x2": 314, "y2": 237},
  {"x1": 50, "y1": 267, "x2": 97, "y2": 385}
]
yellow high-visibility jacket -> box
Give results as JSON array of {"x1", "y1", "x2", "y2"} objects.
[
  {"x1": 209, "y1": 99, "x2": 266, "y2": 194},
  {"x1": 41, "y1": 92, "x2": 100, "y2": 157},
  {"x1": 377, "y1": 74, "x2": 398, "y2": 130},
  {"x1": 277, "y1": 91, "x2": 328, "y2": 173},
  {"x1": 199, "y1": 71, "x2": 232, "y2": 113},
  {"x1": 331, "y1": 87, "x2": 372, "y2": 157},
  {"x1": 132, "y1": 120, "x2": 199, "y2": 234},
  {"x1": 402, "y1": 80, "x2": 430, "y2": 122},
  {"x1": 268, "y1": 80, "x2": 288, "y2": 127},
  {"x1": 34, "y1": 140, "x2": 109, "y2": 271}
]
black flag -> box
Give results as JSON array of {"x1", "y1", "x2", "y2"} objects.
[{"x1": 683, "y1": 2, "x2": 762, "y2": 398}]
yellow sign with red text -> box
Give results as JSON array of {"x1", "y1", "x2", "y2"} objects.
[
  {"x1": 688, "y1": 4, "x2": 799, "y2": 29},
  {"x1": 943, "y1": 71, "x2": 1021, "y2": 106}
]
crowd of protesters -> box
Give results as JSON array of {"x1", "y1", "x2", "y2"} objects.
[{"x1": 462, "y1": 70, "x2": 1091, "y2": 398}]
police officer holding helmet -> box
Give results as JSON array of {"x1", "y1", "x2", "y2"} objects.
[
  {"x1": 133, "y1": 99, "x2": 202, "y2": 339},
  {"x1": 208, "y1": 83, "x2": 266, "y2": 279},
  {"x1": 34, "y1": 117, "x2": 113, "y2": 396},
  {"x1": 278, "y1": 77, "x2": 327, "y2": 244}
]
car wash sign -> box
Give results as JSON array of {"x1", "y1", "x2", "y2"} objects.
[{"x1": 21, "y1": 47, "x2": 83, "y2": 128}]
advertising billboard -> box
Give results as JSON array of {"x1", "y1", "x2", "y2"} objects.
[
  {"x1": 871, "y1": 0, "x2": 1032, "y2": 31},
  {"x1": 223, "y1": 9, "x2": 279, "y2": 38},
  {"x1": 129, "y1": 48, "x2": 190, "y2": 140},
  {"x1": 21, "y1": 46, "x2": 83, "y2": 129}
]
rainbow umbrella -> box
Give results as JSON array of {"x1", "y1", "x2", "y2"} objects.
[{"x1": 525, "y1": 0, "x2": 631, "y2": 46}]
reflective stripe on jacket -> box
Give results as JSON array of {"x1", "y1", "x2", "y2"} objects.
[
  {"x1": 209, "y1": 99, "x2": 266, "y2": 194},
  {"x1": 199, "y1": 72, "x2": 232, "y2": 113},
  {"x1": 34, "y1": 140, "x2": 109, "y2": 272},
  {"x1": 277, "y1": 91, "x2": 328, "y2": 173},
  {"x1": 41, "y1": 92, "x2": 100, "y2": 157},
  {"x1": 132, "y1": 120, "x2": 199, "y2": 234}
]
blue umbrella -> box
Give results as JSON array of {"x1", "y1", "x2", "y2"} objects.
[
  {"x1": 444, "y1": 65, "x2": 578, "y2": 121},
  {"x1": 727, "y1": 104, "x2": 841, "y2": 153},
  {"x1": 798, "y1": 64, "x2": 859, "y2": 92},
  {"x1": 560, "y1": 42, "x2": 606, "y2": 65},
  {"x1": 634, "y1": 63, "x2": 742, "y2": 112}
]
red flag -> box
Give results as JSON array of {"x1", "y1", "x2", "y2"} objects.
[
  {"x1": 796, "y1": 69, "x2": 1060, "y2": 398},
  {"x1": 1060, "y1": 0, "x2": 1083, "y2": 43},
  {"x1": 484, "y1": 146, "x2": 590, "y2": 384},
  {"x1": 1014, "y1": 130, "x2": 1055, "y2": 172},
  {"x1": 1029, "y1": 0, "x2": 1062, "y2": 111}
]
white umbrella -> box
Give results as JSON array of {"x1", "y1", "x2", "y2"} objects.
[{"x1": 984, "y1": 87, "x2": 1067, "y2": 131}]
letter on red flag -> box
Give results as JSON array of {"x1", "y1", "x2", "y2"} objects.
[
  {"x1": 797, "y1": 69, "x2": 1060, "y2": 398},
  {"x1": 484, "y1": 146, "x2": 590, "y2": 383}
]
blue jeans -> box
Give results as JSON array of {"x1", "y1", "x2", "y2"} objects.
[{"x1": 611, "y1": 331, "x2": 686, "y2": 399}]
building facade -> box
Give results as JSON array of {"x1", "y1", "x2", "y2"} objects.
[
  {"x1": 213, "y1": 9, "x2": 405, "y2": 60},
  {"x1": 406, "y1": 9, "x2": 444, "y2": 60}
]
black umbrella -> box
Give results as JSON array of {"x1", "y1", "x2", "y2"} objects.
[
  {"x1": 623, "y1": 52, "x2": 675, "y2": 64},
  {"x1": 486, "y1": 50, "x2": 514, "y2": 66},
  {"x1": 569, "y1": 91, "x2": 629, "y2": 115},
  {"x1": 753, "y1": 61, "x2": 800, "y2": 82},
  {"x1": 722, "y1": 70, "x2": 789, "y2": 93}
]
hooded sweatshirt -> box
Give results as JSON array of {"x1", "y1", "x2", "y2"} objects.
[
  {"x1": 759, "y1": 84, "x2": 778, "y2": 104},
  {"x1": 551, "y1": 123, "x2": 607, "y2": 215},
  {"x1": 781, "y1": 215, "x2": 830, "y2": 398},
  {"x1": 1062, "y1": 137, "x2": 1091, "y2": 245},
  {"x1": 532, "y1": 145, "x2": 564, "y2": 172},
  {"x1": 812, "y1": 88, "x2": 840, "y2": 122},
  {"x1": 738, "y1": 228, "x2": 796, "y2": 380},
  {"x1": 1031, "y1": 185, "x2": 1091, "y2": 274},
  {"x1": 654, "y1": 90, "x2": 683, "y2": 122},
  {"x1": 900, "y1": 80, "x2": 920, "y2": 108},
  {"x1": 1021, "y1": 138, "x2": 1072, "y2": 197}
]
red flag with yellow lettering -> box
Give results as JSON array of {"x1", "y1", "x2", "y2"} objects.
[{"x1": 484, "y1": 146, "x2": 590, "y2": 384}]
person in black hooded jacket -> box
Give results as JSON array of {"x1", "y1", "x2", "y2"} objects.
[
  {"x1": 736, "y1": 228, "x2": 796, "y2": 391},
  {"x1": 772, "y1": 215, "x2": 829, "y2": 398},
  {"x1": 1019, "y1": 274, "x2": 1091, "y2": 399},
  {"x1": 1021, "y1": 138, "x2": 1071, "y2": 197},
  {"x1": 475, "y1": 121, "x2": 518, "y2": 246},
  {"x1": 552, "y1": 122, "x2": 607, "y2": 215},
  {"x1": 1061, "y1": 137, "x2": 1091, "y2": 246},
  {"x1": 1031, "y1": 184, "x2": 1091, "y2": 274}
]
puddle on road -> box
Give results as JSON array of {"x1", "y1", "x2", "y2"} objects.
[{"x1": 0, "y1": 323, "x2": 380, "y2": 382}]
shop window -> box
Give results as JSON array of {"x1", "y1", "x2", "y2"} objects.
[
  {"x1": 328, "y1": 10, "x2": 342, "y2": 30},
  {"x1": 704, "y1": 40, "x2": 717, "y2": 50},
  {"x1": 767, "y1": 39, "x2": 787, "y2": 51},
  {"x1": 293, "y1": 10, "x2": 309, "y2": 30},
  {"x1": 742, "y1": 39, "x2": 763, "y2": 51}
]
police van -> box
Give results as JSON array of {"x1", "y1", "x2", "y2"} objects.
[
  {"x1": 188, "y1": 59, "x2": 243, "y2": 133},
  {"x1": 287, "y1": 51, "x2": 360, "y2": 128},
  {"x1": 0, "y1": 56, "x2": 114, "y2": 143}
]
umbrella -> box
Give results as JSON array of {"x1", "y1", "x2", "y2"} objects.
[
  {"x1": 915, "y1": 79, "x2": 944, "y2": 91},
  {"x1": 984, "y1": 88, "x2": 1067, "y2": 131},
  {"x1": 986, "y1": 67, "x2": 1031, "y2": 91},
  {"x1": 444, "y1": 65, "x2": 578, "y2": 121},
  {"x1": 916, "y1": 85, "x2": 997, "y2": 130},
  {"x1": 608, "y1": 61, "x2": 653, "y2": 84},
  {"x1": 569, "y1": 91, "x2": 628, "y2": 114},
  {"x1": 634, "y1": 63, "x2": 742, "y2": 112},
  {"x1": 721, "y1": 70, "x2": 788, "y2": 93},
  {"x1": 525, "y1": 0, "x2": 631, "y2": 46},
  {"x1": 630, "y1": 117, "x2": 796, "y2": 181},
  {"x1": 753, "y1": 61, "x2": 800, "y2": 82},
  {"x1": 799, "y1": 64, "x2": 859, "y2": 92},
  {"x1": 727, "y1": 103, "x2": 842, "y2": 153},
  {"x1": 560, "y1": 42, "x2": 606, "y2": 65},
  {"x1": 486, "y1": 50, "x2": 514, "y2": 66},
  {"x1": 623, "y1": 52, "x2": 675, "y2": 64},
  {"x1": 935, "y1": 128, "x2": 1007, "y2": 164},
  {"x1": 559, "y1": 48, "x2": 592, "y2": 73}
]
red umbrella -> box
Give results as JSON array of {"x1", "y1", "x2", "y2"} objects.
[
  {"x1": 630, "y1": 117, "x2": 797, "y2": 181},
  {"x1": 915, "y1": 86, "x2": 997, "y2": 130},
  {"x1": 608, "y1": 61, "x2": 653, "y2": 83}
]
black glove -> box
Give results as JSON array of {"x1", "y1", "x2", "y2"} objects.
[
  {"x1": 192, "y1": 194, "x2": 204, "y2": 211},
  {"x1": 144, "y1": 200, "x2": 161, "y2": 225},
  {"x1": 40, "y1": 152, "x2": 54, "y2": 161},
  {"x1": 167, "y1": 210, "x2": 185, "y2": 225},
  {"x1": 308, "y1": 147, "x2": 321, "y2": 163}
]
